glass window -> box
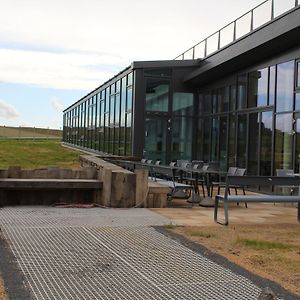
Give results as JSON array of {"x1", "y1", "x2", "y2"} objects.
[
  {"x1": 171, "y1": 117, "x2": 192, "y2": 161},
  {"x1": 219, "y1": 116, "x2": 228, "y2": 171},
  {"x1": 237, "y1": 74, "x2": 247, "y2": 110},
  {"x1": 295, "y1": 93, "x2": 300, "y2": 111},
  {"x1": 127, "y1": 72, "x2": 133, "y2": 86},
  {"x1": 211, "y1": 118, "x2": 219, "y2": 161},
  {"x1": 145, "y1": 79, "x2": 169, "y2": 112},
  {"x1": 127, "y1": 87, "x2": 133, "y2": 113},
  {"x1": 260, "y1": 111, "x2": 272, "y2": 176},
  {"x1": 276, "y1": 61, "x2": 294, "y2": 112},
  {"x1": 203, "y1": 92, "x2": 211, "y2": 113},
  {"x1": 275, "y1": 113, "x2": 293, "y2": 170},
  {"x1": 105, "y1": 88, "x2": 109, "y2": 113},
  {"x1": 269, "y1": 66, "x2": 275, "y2": 105},
  {"x1": 173, "y1": 93, "x2": 193, "y2": 115},
  {"x1": 212, "y1": 90, "x2": 218, "y2": 113},
  {"x1": 220, "y1": 87, "x2": 229, "y2": 112},
  {"x1": 228, "y1": 114, "x2": 236, "y2": 166},
  {"x1": 248, "y1": 68, "x2": 268, "y2": 107},
  {"x1": 203, "y1": 119, "x2": 211, "y2": 162},
  {"x1": 248, "y1": 113, "x2": 259, "y2": 175},
  {"x1": 297, "y1": 61, "x2": 300, "y2": 88},
  {"x1": 237, "y1": 114, "x2": 247, "y2": 167},
  {"x1": 230, "y1": 85, "x2": 236, "y2": 111}
]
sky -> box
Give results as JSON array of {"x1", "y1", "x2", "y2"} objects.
[{"x1": 0, "y1": 0, "x2": 266, "y2": 129}]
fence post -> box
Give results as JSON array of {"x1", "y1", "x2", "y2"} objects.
[
  {"x1": 271, "y1": 0, "x2": 274, "y2": 19},
  {"x1": 250, "y1": 9, "x2": 254, "y2": 31}
]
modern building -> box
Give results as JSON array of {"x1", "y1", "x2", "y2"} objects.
[{"x1": 63, "y1": 0, "x2": 300, "y2": 176}]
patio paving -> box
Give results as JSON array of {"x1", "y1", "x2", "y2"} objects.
[{"x1": 0, "y1": 206, "x2": 264, "y2": 299}]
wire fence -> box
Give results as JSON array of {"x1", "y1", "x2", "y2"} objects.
[{"x1": 0, "y1": 126, "x2": 62, "y2": 140}]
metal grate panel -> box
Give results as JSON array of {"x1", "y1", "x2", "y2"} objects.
[{"x1": 0, "y1": 207, "x2": 262, "y2": 299}]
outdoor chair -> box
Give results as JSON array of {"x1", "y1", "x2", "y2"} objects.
[
  {"x1": 196, "y1": 164, "x2": 209, "y2": 197},
  {"x1": 210, "y1": 167, "x2": 238, "y2": 196},
  {"x1": 182, "y1": 163, "x2": 206, "y2": 196},
  {"x1": 141, "y1": 158, "x2": 147, "y2": 163},
  {"x1": 230, "y1": 168, "x2": 247, "y2": 208},
  {"x1": 155, "y1": 160, "x2": 161, "y2": 165}
]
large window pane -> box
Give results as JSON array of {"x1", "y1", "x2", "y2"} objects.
[
  {"x1": 275, "y1": 113, "x2": 293, "y2": 170},
  {"x1": 237, "y1": 74, "x2": 247, "y2": 110},
  {"x1": 228, "y1": 114, "x2": 236, "y2": 166},
  {"x1": 269, "y1": 66, "x2": 276, "y2": 106},
  {"x1": 297, "y1": 61, "x2": 300, "y2": 88},
  {"x1": 219, "y1": 116, "x2": 228, "y2": 171},
  {"x1": 260, "y1": 111, "x2": 273, "y2": 176},
  {"x1": 203, "y1": 119, "x2": 211, "y2": 162},
  {"x1": 171, "y1": 117, "x2": 192, "y2": 161},
  {"x1": 248, "y1": 113, "x2": 259, "y2": 175},
  {"x1": 146, "y1": 79, "x2": 169, "y2": 112},
  {"x1": 237, "y1": 114, "x2": 247, "y2": 167},
  {"x1": 173, "y1": 93, "x2": 193, "y2": 115},
  {"x1": 211, "y1": 118, "x2": 219, "y2": 161},
  {"x1": 248, "y1": 68, "x2": 268, "y2": 107},
  {"x1": 276, "y1": 61, "x2": 294, "y2": 112}
]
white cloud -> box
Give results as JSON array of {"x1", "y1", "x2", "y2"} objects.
[
  {"x1": 0, "y1": 49, "x2": 125, "y2": 90},
  {"x1": 50, "y1": 97, "x2": 64, "y2": 112},
  {"x1": 0, "y1": 99, "x2": 20, "y2": 119}
]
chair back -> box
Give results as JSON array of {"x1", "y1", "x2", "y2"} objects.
[
  {"x1": 276, "y1": 169, "x2": 294, "y2": 177},
  {"x1": 146, "y1": 160, "x2": 153, "y2": 164},
  {"x1": 235, "y1": 168, "x2": 246, "y2": 176},
  {"x1": 227, "y1": 167, "x2": 238, "y2": 176},
  {"x1": 208, "y1": 161, "x2": 220, "y2": 171},
  {"x1": 192, "y1": 160, "x2": 204, "y2": 168},
  {"x1": 169, "y1": 161, "x2": 177, "y2": 167},
  {"x1": 181, "y1": 162, "x2": 192, "y2": 169},
  {"x1": 141, "y1": 159, "x2": 147, "y2": 163},
  {"x1": 201, "y1": 164, "x2": 209, "y2": 172},
  {"x1": 176, "y1": 160, "x2": 189, "y2": 168},
  {"x1": 155, "y1": 160, "x2": 161, "y2": 166}
]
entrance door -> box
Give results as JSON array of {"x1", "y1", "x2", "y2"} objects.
[{"x1": 144, "y1": 117, "x2": 171, "y2": 164}]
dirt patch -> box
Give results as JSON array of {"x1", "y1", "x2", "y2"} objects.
[
  {"x1": 171, "y1": 223, "x2": 300, "y2": 296},
  {"x1": 0, "y1": 277, "x2": 8, "y2": 300}
]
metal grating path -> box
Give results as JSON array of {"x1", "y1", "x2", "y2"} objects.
[{"x1": 0, "y1": 207, "x2": 262, "y2": 300}]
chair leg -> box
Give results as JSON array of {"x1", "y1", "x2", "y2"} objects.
[
  {"x1": 217, "y1": 185, "x2": 220, "y2": 195},
  {"x1": 201, "y1": 183, "x2": 206, "y2": 197}
]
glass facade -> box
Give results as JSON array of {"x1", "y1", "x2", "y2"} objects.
[
  {"x1": 197, "y1": 59, "x2": 298, "y2": 174},
  {"x1": 63, "y1": 72, "x2": 134, "y2": 156},
  {"x1": 63, "y1": 56, "x2": 300, "y2": 176}
]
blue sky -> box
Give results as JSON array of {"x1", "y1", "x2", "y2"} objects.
[{"x1": 0, "y1": 0, "x2": 268, "y2": 129}]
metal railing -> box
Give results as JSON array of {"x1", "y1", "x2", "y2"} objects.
[{"x1": 174, "y1": 0, "x2": 299, "y2": 60}]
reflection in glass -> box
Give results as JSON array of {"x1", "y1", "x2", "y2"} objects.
[
  {"x1": 248, "y1": 68, "x2": 268, "y2": 107},
  {"x1": 297, "y1": 62, "x2": 300, "y2": 88},
  {"x1": 269, "y1": 66, "x2": 275, "y2": 106},
  {"x1": 230, "y1": 85, "x2": 236, "y2": 111},
  {"x1": 145, "y1": 118, "x2": 167, "y2": 163},
  {"x1": 219, "y1": 87, "x2": 229, "y2": 112},
  {"x1": 295, "y1": 117, "x2": 300, "y2": 173},
  {"x1": 212, "y1": 90, "x2": 218, "y2": 113},
  {"x1": 203, "y1": 93, "x2": 211, "y2": 113},
  {"x1": 211, "y1": 118, "x2": 219, "y2": 161},
  {"x1": 146, "y1": 79, "x2": 169, "y2": 112},
  {"x1": 237, "y1": 74, "x2": 247, "y2": 109},
  {"x1": 295, "y1": 93, "x2": 300, "y2": 111},
  {"x1": 173, "y1": 93, "x2": 193, "y2": 115},
  {"x1": 237, "y1": 114, "x2": 247, "y2": 167},
  {"x1": 219, "y1": 116, "x2": 228, "y2": 171},
  {"x1": 275, "y1": 113, "x2": 293, "y2": 170},
  {"x1": 228, "y1": 115, "x2": 236, "y2": 167},
  {"x1": 203, "y1": 119, "x2": 211, "y2": 162},
  {"x1": 276, "y1": 61, "x2": 294, "y2": 112},
  {"x1": 260, "y1": 111, "x2": 272, "y2": 176},
  {"x1": 248, "y1": 113, "x2": 259, "y2": 175},
  {"x1": 171, "y1": 117, "x2": 192, "y2": 161}
]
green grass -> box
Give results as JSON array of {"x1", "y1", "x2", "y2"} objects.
[
  {"x1": 0, "y1": 140, "x2": 81, "y2": 169},
  {"x1": 187, "y1": 231, "x2": 216, "y2": 239},
  {"x1": 237, "y1": 238, "x2": 293, "y2": 250},
  {"x1": 165, "y1": 223, "x2": 177, "y2": 229},
  {"x1": 0, "y1": 126, "x2": 61, "y2": 138}
]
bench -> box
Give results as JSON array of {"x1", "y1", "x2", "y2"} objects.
[
  {"x1": 214, "y1": 176, "x2": 300, "y2": 225},
  {"x1": 151, "y1": 165, "x2": 196, "y2": 206}
]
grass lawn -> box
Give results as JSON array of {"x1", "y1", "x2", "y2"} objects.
[
  {"x1": 170, "y1": 224, "x2": 300, "y2": 296},
  {"x1": 0, "y1": 140, "x2": 81, "y2": 169}
]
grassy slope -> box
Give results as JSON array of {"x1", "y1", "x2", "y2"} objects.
[
  {"x1": 0, "y1": 126, "x2": 61, "y2": 138},
  {"x1": 0, "y1": 140, "x2": 81, "y2": 169}
]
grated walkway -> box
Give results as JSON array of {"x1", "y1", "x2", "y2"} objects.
[{"x1": 0, "y1": 207, "x2": 262, "y2": 300}]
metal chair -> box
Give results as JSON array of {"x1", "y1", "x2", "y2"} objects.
[{"x1": 210, "y1": 167, "x2": 238, "y2": 196}]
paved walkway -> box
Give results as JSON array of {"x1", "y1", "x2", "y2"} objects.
[{"x1": 0, "y1": 206, "x2": 262, "y2": 299}]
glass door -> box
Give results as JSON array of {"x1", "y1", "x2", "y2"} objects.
[{"x1": 144, "y1": 117, "x2": 171, "y2": 164}]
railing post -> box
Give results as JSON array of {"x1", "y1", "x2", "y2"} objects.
[
  {"x1": 296, "y1": 0, "x2": 299, "y2": 6},
  {"x1": 271, "y1": 0, "x2": 274, "y2": 19},
  {"x1": 182, "y1": 53, "x2": 184, "y2": 60},
  {"x1": 250, "y1": 9, "x2": 254, "y2": 31},
  {"x1": 204, "y1": 39, "x2": 207, "y2": 57},
  {"x1": 233, "y1": 21, "x2": 236, "y2": 41},
  {"x1": 192, "y1": 46, "x2": 195, "y2": 59},
  {"x1": 218, "y1": 30, "x2": 221, "y2": 50}
]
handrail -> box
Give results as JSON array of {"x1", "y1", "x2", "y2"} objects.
[{"x1": 174, "y1": 0, "x2": 299, "y2": 60}]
